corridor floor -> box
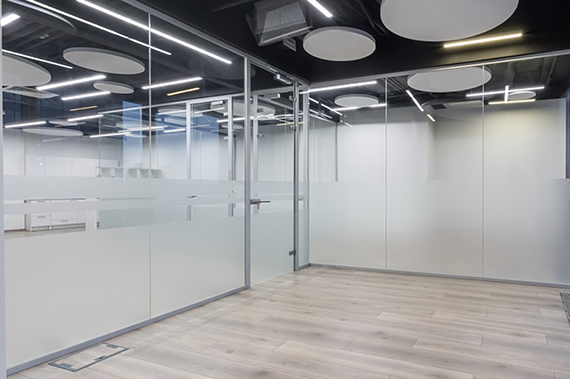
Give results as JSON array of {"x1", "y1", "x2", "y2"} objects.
[{"x1": 12, "y1": 266, "x2": 570, "y2": 379}]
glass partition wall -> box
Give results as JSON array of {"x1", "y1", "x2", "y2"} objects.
[{"x1": 309, "y1": 54, "x2": 570, "y2": 285}]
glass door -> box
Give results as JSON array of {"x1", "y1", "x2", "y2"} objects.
[{"x1": 250, "y1": 85, "x2": 300, "y2": 285}]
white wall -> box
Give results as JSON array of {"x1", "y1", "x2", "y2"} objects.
[{"x1": 310, "y1": 99, "x2": 570, "y2": 285}]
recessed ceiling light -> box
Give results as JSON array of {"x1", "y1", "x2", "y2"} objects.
[
  {"x1": 302, "y1": 80, "x2": 377, "y2": 94},
  {"x1": 2, "y1": 49, "x2": 73, "y2": 69},
  {"x1": 307, "y1": 0, "x2": 333, "y2": 18},
  {"x1": 466, "y1": 86, "x2": 545, "y2": 98},
  {"x1": 25, "y1": 0, "x2": 171, "y2": 55},
  {"x1": 37, "y1": 75, "x2": 106, "y2": 91},
  {"x1": 4, "y1": 120, "x2": 46, "y2": 129},
  {"x1": 90, "y1": 131, "x2": 130, "y2": 139},
  {"x1": 61, "y1": 91, "x2": 110, "y2": 101},
  {"x1": 406, "y1": 90, "x2": 424, "y2": 112},
  {"x1": 142, "y1": 77, "x2": 202, "y2": 90},
  {"x1": 427, "y1": 114, "x2": 436, "y2": 122},
  {"x1": 67, "y1": 114, "x2": 103, "y2": 122},
  {"x1": 70, "y1": 105, "x2": 98, "y2": 112},
  {"x1": 488, "y1": 99, "x2": 536, "y2": 105},
  {"x1": 444, "y1": 32, "x2": 523, "y2": 48},
  {"x1": 1, "y1": 13, "x2": 20, "y2": 27},
  {"x1": 167, "y1": 87, "x2": 200, "y2": 96},
  {"x1": 76, "y1": 0, "x2": 232, "y2": 64}
]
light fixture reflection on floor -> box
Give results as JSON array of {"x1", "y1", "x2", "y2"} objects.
[
  {"x1": 4, "y1": 120, "x2": 46, "y2": 129},
  {"x1": 1, "y1": 14, "x2": 20, "y2": 26},
  {"x1": 167, "y1": 87, "x2": 200, "y2": 96},
  {"x1": 61, "y1": 91, "x2": 110, "y2": 101},
  {"x1": 37, "y1": 74, "x2": 106, "y2": 91},
  {"x1": 2, "y1": 49, "x2": 73, "y2": 69},
  {"x1": 77, "y1": 0, "x2": 232, "y2": 64},
  {"x1": 444, "y1": 32, "x2": 523, "y2": 48}
]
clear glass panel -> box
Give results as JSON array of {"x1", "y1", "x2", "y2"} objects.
[
  {"x1": 483, "y1": 56, "x2": 570, "y2": 284},
  {"x1": 2, "y1": 0, "x2": 151, "y2": 366},
  {"x1": 251, "y1": 66, "x2": 295, "y2": 284},
  {"x1": 386, "y1": 71, "x2": 484, "y2": 276},
  {"x1": 149, "y1": 14, "x2": 245, "y2": 316},
  {"x1": 309, "y1": 79, "x2": 387, "y2": 268}
]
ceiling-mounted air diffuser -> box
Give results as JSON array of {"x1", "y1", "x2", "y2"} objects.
[{"x1": 246, "y1": 0, "x2": 310, "y2": 47}]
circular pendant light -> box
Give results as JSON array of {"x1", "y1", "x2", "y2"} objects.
[
  {"x1": 335, "y1": 94, "x2": 379, "y2": 107},
  {"x1": 22, "y1": 127, "x2": 83, "y2": 137},
  {"x1": 508, "y1": 91, "x2": 536, "y2": 100},
  {"x1": 303, "y1": 27, "x2": 376, "y2": 62},
  {"x1": 94, "y1": 81, "x2": 134, "y2": 94},
  {"x1": 64, "y1": 47, "x2": 145, "y2": 75},
  {"x1": 3, "y1": 54, "x2": 51, "y2": 86},
  {"x1": 408, "y1": 67, "x2": 492, "y2": 93},
  {"x1": 381, "y1": 0, "x2": 519, "y2": 42}
]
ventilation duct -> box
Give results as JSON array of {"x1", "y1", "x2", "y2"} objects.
[{"x1": 246, "y1": 0, "x2": 310, "y2": 46}]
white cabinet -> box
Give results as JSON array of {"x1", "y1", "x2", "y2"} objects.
[{"x1": 25, "y1": 199, "x2": 87, "y2": 231}]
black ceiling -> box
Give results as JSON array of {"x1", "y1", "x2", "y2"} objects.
[{"x1": 140, "y1": 0, "x2": 570, "y2": 84}]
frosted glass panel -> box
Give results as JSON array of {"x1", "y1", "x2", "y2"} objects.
[
  {"x1": 483, "y1": 99, "x2": 570, "y2": 283},
  {"x1": 386, "y1": 102, "x2": 483, "y2": 276}
]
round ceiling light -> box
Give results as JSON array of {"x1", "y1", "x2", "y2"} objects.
[
  {"x1": 303, "y1": 27, "x2": 376, "y2": 62},
  {"x1": 94, "y1": 81, "x2": 134, "y2": 94},
  {"x1": 508, "y1": 90, "x2": 536, "y2": 100},
  {"x1": 48, "y1": 119, "x2": 79, "y2": 126},
  {"x1": 63, "y1": 47, "x2": 145, "y2": 75},
  {"x1": 335, "y1": 94, "x2": 379, "y2": 107},
  {"x1": 381, "y1": 0, "x2": 519, "y2": 42},
  {"x1": 408, "y1": 67, "x2": 492, "y2": 93},
  {"x1": 3, "y1": 54, "x2": 51, "y2": 87},
  {"x1": 22, "y1": 127, "x2": 83, "y2": 137}
]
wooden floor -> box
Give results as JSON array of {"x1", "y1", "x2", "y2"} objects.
[{"x1": 12, "y1": 266, "x2": 570, "y2": 379}]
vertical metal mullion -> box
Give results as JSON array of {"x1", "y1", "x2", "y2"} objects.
[
  {"x1": 186, "y1": 101, "x2": 193, "y2": 221},
  {"x1": 0, "y1": 0, "x2": 7, "y2": 375},
  {"x1": 244, "y1": 58, "x2": 252, "y2": 289},
  {"x1": 293, "y1": 82, "x2": 300, "y2": 271},
  {"x1": 302, "y1": 90, "x2": 310, "y2": 266},
  {"x1": 228, "y1": 99, "x2": 235, "y2": 217},
  {"x1": 252, "y1": 95, "x2": 259, "y2": 216}
]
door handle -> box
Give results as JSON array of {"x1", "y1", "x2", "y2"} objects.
[{"x1": 250, "y1": 199, "x2": 271, "y2": 210}]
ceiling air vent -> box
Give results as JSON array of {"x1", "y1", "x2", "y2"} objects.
[
  {"x1": 3, "y1": 86, "x2": 59, "y2": 99},
  {"x1": 246, "y1": 0, "x2": 309, "y2": 47}
]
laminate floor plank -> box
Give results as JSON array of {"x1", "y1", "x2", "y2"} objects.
[{"x1": 13, "y1": 267, "x2": 570, "y2": 379}]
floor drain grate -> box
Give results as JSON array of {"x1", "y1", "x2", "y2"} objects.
[
  {"x1": 560, "y1": 293, "x2": 570, "y2": 327},
  {"x1": 49, "y1": 343, "x2": 128, "y2": 372}
]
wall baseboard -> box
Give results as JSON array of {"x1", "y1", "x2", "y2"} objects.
[
  {"x1": 309, "y1": 263, "x2": 570, "y2": 289},
  {"x1": 7, "y1": 286, "x2": 246, "y2": 375}
]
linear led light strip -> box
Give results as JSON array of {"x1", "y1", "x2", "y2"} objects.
[
  {"x1": 444, "y1": 32, "x2": 522, "y2": 49},
  {"x1": 406, "y1": 90, "x2": 424, "y2": 112},
  {"x1": 309, "y1": 97, "x2": 344, "y2": 116},
  {"x1": 427, "y1": 114, "x2": 436, "y2": 122},
  {"x1": 489, "y1": 99, "x2": 536, "y2": 105},
  {"x1": 1, "y1": 13, "x2": 20, "y2": 26},
  {"x1": 127, "y1": 126, "x2": 165, "y2": 132},
  {"x1": 37, "y1": 74, "x2": 106, "y2": 91},
  {"x1": 142, "y1": 77, "x2": 202, "y2": 90},
  {"x1": 466, "y1": 86, "x2": 545, "y2": 98},
  {"x1": 70, "y1": 105, "x2": 97, "y2": 112},
  {"x1": 90, "y1": 131, "x2": 130, "y2": 138},
  {"x1": 24, "y1": 0, "x2": 171, "y2": 55},
  {"x1": 167, "y1": 87, "x2": 200, "y2": 96},
  {"x1": 334, "y1": 103, "x2": 387, "y2": 112},
  {"x1": 2, "y1": 49, "x2": 73, "y2": 69},
  {"x1": 77, "y1": 0, "x2": 232, "y2": 64},
  {"x1": 307, "y1": 0, "x2": 333, "y2": 18},
  {"x1": 163, "y1": 128, "x2": 186, "y2": 134},
  {"x1": 4, "y1": 120, "x2": 46, "y2": 129},
  {"x1": 302, "y1": 80, "x2": 377, "y2": 94},
  {"x1": 62, "y1": 91, "x2": 110, "y2": 101},
  {"x1": 67, "y1": 114, "x2": 103, "y2": 122}
]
